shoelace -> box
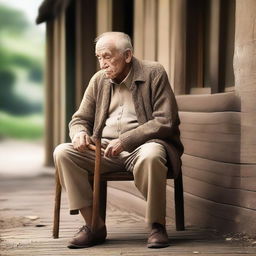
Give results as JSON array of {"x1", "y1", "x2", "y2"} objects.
[
  {"x1": 75, "y1": 225, "x2": 91, "y2": 235},
  {"x1": 149, "y1": 224, "x2": 165, "y2": 237}
]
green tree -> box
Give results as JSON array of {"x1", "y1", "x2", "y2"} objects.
[
  {"x1": 0, "y1": 4, "x2": 29, "y2": 34},
  {"x1": 0, "y1": 4, "x2": 44, "y2": 115}
]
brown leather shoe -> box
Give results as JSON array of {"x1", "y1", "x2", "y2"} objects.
[
  {"x1": 67, "y1": 225, "x2": 107, "y2": 248},
  {"x1": 147, "y1": 223, "x2": 169, "y2": 248}
]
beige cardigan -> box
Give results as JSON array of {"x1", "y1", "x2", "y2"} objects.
[{"x1": 69, "y1": 57, "x2": 184, "y2": 178}]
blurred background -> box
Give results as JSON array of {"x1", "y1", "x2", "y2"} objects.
[{"x1": 0, "y1": 0, "x2": 47, "y2": 177}]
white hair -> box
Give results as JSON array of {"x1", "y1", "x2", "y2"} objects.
[{"x1": 95, "y1": 32, "x2": 133, "y2": 53}]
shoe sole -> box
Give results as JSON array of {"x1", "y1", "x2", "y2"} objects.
[
  {"x1": 147, "y1": 242, "x2": 170, "y2": 248},
  {"x1": 67, "y1": 239, "x2": 106, "y2": 249}
]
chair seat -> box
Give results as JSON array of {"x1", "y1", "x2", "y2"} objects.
[{"x1": 88, "y1": 171, "x2": 174, "y2": 182}]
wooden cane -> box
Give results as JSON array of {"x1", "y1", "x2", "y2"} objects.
[
  {"x1": 53, "y1": 169, "x2": 62, "y2": 238},
  {"x1": 91, "y1": 139, "x2": 102, "y2": 232}
]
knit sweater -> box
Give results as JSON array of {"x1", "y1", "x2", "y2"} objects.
[{"x1": 69, "y1": 57, "x2": 184, "y2": 178}]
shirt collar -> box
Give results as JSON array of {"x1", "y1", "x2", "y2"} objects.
[{"x1": 110, "y1": 66, "x2": 134, "y2": 89}]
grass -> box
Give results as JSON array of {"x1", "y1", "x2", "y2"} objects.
[{"x1": 0, "y1": 111, "x2": 44, "y2": 140}]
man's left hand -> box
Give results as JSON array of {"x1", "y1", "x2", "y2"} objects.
[{"x1": 104, "y1": 139, "x2": 124, "y2": 157}]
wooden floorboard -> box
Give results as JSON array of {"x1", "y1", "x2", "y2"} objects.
[{"x1": 0, "y1": 175, "x2": 255, "y2": 256}]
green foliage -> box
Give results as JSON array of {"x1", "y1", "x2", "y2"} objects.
[
  {"x1": 0, "y1": 69, "x2": 16, "y2": 91},
  {"x1": 0, "y1": 111, "x2": 44, "y2": 140},
  {"x1": 0, "y1": 46, "x2": 12, "y2": 69},
  {"x1": 0, "y1": 4, "x2": 44, "y2": 115},
  {"x1": 0, "y1": 69, "x2": 43, "y2": 115},
  {"x1": 10, "y1": 52, "x2": 43, "y2": 83},
  {"x1": 0, "y1": 45, "x2": 43, "y2": 81},
  {"x1": 29, "y1": 66, "x2": 43, "y2": 83},
  {"x1": 0, "y1": 4, "x2": 29, "y2": 34}
]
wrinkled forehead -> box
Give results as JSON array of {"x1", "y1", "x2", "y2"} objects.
[{"x1": 95, "y1": 36, "x2": 118, "y2": 54}]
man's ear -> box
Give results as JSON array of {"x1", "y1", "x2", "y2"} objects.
[{"x1": 124, "y1": 49, "x2": 133, "y2": 63}]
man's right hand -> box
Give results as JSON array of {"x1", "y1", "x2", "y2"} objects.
[{"x1": 72, "y1": 131, "x2": 92, "y2": 153}]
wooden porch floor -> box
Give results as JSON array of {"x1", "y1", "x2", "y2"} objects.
[{"x1": 0, "y1": 175, "x2": 255, "y2": 256}]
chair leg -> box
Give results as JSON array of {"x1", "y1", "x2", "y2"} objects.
[
  {"x1": 174, "y1": 172, "x2": 185, "y2": 231},
  {"x1": 53, "y1": 169, "x2": 62, "y2": 238},
  {"x1": 99, "y1": 181, "x2": 107, "y2": 223}
]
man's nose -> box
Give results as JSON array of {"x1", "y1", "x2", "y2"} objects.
[{"x1": 99, "y1": 59, "x2": 108, "y2": 69}]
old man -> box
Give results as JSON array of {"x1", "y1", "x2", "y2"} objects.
[{"x1": 54, "y1": 31, "x2": 183, "y2": 249}]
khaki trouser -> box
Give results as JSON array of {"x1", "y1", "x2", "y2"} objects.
[{"x1": 53, "y1": 141, "x2": 168, "y2": 225}]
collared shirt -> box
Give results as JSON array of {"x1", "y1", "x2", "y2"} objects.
[{"x1": 102, "y1": 67, "x2": 139, "y2": 140}]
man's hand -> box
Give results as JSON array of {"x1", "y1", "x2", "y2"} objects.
[
  {"x1": 104, "y1": 139, "x2": 124, "y2": 157},
  {"x1": 72, "y1": 131, "x2": 92, "y2": 153}
]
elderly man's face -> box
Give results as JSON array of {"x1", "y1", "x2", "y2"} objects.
[{"x1": 95, "y1": 38, "x2": 131, "y2": 82}]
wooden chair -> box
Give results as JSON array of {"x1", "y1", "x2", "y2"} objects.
[{"x1": 53, "y1": 168, "x2": 185, "y2": 238}]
